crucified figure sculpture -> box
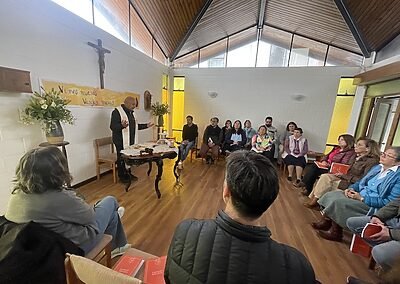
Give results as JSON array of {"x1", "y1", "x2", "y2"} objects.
[{"x1": 87, "y1": 39, "x2": 111, "y2": 89}]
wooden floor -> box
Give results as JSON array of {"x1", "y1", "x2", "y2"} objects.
[{"x1": 78, "y1": 158, "x2": 378, "y2": 284}]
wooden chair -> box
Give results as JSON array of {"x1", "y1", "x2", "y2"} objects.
[
  {"x1": 65, "y1": 253, "x2": 142, "y2": 284},
  {"x1": 94, "y1": 137, "x2": 117, "y2": 183},
  {"x1": 190, "y1": 137, "x2": 199, "y2": 162},
  {"x1": 85, "y1": 234, "x2": 113, "y2": 268}
]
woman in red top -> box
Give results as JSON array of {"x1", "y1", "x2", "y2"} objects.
[{"x1": 299, "y1": 134, "x2": 356, "y2": 195}]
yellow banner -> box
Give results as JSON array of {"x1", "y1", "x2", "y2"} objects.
[{"x1": 41, "y1": 80, "x2": 140, "y2": 107}]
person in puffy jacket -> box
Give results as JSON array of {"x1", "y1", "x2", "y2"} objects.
[{"x1": 164, "y1": 150, "x2": 316, "y2": 284}]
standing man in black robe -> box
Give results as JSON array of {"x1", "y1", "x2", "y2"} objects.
[{"x1": 110, "y1": 96, "x2": 154, "y2": 183}]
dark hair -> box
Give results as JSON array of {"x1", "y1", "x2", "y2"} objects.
[
  {"x1": 339, "y1": 134, "x2": 355, "y2": 151},
  {"x1": 294, "y1": 127, "x2": 303, "y2": 134},
  {"x1": 225, "y1": 120, "x2": 232, "y2": 127},
  {"x1": 186, "y1": 115, "x2": 193, "y2": 120},
  {"x1": 226, "y1": 151, "x2": 279, "y2": 219},
  {"x1": 13, "y1": 147, "x2": 72, "y2": 194},
  {"x1": 356, "y1": 137, "x2": 380, "y2": 158},
  {"x1": 211, "y1": 117, "x2": 219, "y2": 123},
  {"x1": 244, "y1": 120, "x2": 251, "y2": 128},
  {"x1": 388, "y1": 146, "x2": 400, "y2": 162},
  {"x1": 258, "y1": 125, "x2": 267, "y2": 132},
  {"x1": 265, "y1": 116, "x2": 273, "y2": 121},
  {"x1": 286, "y1": 121, "x2": 297, "y2": 131},
  {"x1": 232, "y1": 120, "x2": 242, "y2": 133}
]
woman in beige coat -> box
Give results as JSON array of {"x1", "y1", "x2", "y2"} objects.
[{"x1": 304, "y1": 137, "x2": 380, "y2": 209}]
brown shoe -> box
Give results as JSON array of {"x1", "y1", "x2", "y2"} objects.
[
  {"x1": 317, "y1": 221, "x2": 343, "y2": 241},
  {"x1": 311, "y1": 218, "x2": 332, "y2": 231},
  {"x1": 303, "y1": 202, "x2": 320, "y2": 211}
]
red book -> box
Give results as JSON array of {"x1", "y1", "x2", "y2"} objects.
[
  {"x1": 113, "y1": 255, "x2": 144, "y2": 277},
  {"x1": 350, "y1": 234, "x2": 372, "y2": 258},
  {"x1": 314, "y1": 161, "x2": 329, "y2": 170},
  {"x1": 144, "y1": 256, "x2": 167, "y2": 284},
  {"x1": 329, "y1": 162, "x2": 350, "y2": 175},
  {"x1": 361, "y1": 223, "x2": 383, "y2": 239}
]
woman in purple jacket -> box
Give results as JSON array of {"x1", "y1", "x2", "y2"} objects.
[{"x1": 299, "y1": 134, "x2": 356, "y2": 195}]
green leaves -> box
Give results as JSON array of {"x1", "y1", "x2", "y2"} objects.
[
  {"x1": 21, "y1": 87, "x2": 75, "y2": 133},
  {"x1": 151, "y1": 102, "x2": 169, "y2": 116}
]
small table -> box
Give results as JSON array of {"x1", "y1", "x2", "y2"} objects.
[
  {"x1": 121, "y1": 143, "x2": 181, "y2": 198},
  {"x1": 39, "y1": 141, "x2": 71, "y2": 186}
]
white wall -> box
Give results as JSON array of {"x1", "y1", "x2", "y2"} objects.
[
  {"x1": 173, "y1": 67, "x2": 360, "y2": 152},
  {"x1": 0, "y1": 0, "x2": 167, "y2": 213}
]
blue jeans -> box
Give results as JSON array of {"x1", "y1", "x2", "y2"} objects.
[
  {"x1": 80, "y1": 196, "x2": 127, "y2": 254},
  {"x1": 347, "y1": 215, "x2": 400, "y2": 270},
  {"x1": 179, "y1": 141, "x2": 195, "y2": 161}
]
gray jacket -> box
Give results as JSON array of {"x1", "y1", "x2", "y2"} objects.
[
  {"x1": 374, "y1": 198, "x2": 400, "y2": 241},
  {"x1": 5, "y1": 189, "x2": 98, "y2": 246}
]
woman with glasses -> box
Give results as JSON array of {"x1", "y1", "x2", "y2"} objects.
[
  {"x1": 304, "y1": 138, "x2": 380, "y2": 209},
  {"x1": 311, "y1": 147, "x2": 400, "y2": 242}
]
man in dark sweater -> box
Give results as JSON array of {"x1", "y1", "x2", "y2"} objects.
[
  {"x1": 165, "y1": 151, "x2": 316, "y2": 284},
  {"x1": 198, "y1": 117, "x2": 222, "y2": 164},
  {"x1": 110, "y1": 96, "x2": 153, "y2": 182},
  {"x1": 178, "y1": 115, "x2": 198, "y2": 168}
]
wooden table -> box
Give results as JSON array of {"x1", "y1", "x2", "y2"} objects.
[{"x1": 121, "y1": 143, "x2": 181, "y2": 198}]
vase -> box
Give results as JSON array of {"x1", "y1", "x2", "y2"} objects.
[
  {"x1": 157, "y1": 115, "x2": 164, "y2": 127},
  {"x1": 46, "y1": 120, "x2": 64, "y2": 144}
]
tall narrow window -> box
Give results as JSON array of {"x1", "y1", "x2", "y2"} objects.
[
  {"x1": 162, "y1": 74, "x2": 169, "y2": 134},
  {"x1": 325, "y1": 78, "x2": 356, "y2": 153},
  {"x1": 172, "y1": 77, "x2": 185, "y2": 141}
]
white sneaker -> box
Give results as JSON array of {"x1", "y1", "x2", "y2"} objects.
[
  {"x1": 178, "y1": 161, "x2": 183, "y2": 170},
  {"x1": 111, "y1": 243, "x2": 131, "y2": 258},
  {"x1": 117, "y1": 207, "x2": 125, "y2": 218}
]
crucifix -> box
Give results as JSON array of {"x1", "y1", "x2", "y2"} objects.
[{"x1": 87, "y1": 39, "x2": 111, "y2": 89}]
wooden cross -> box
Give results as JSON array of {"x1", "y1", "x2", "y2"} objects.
[{"x1": 87, "y1": 39, "x2": 111, "y2": 89}]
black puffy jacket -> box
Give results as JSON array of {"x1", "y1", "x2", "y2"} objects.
[{"x1": 165, "y1": 211, "x2": 316, "y2": 284}]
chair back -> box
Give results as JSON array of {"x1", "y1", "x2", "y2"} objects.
[
  {"x1": 94, "y1": 137, "x2": 114, "y2": 157},
  {"x1": 65, "y1": 254, "x2": 142, "y2": 284}
]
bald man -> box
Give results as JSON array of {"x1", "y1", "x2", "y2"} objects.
[{"x1": 110, "y1": 96, "x2": 154, "y2": 183}]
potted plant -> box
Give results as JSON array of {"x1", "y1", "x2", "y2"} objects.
[
  {"x1": 21, "y1": 87, "x2": 75, "y2": 144},
  {"x1": 151, "y1": 102, "x2": 169, "y2": 127}
]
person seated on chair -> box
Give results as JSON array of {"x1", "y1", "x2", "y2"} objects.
[
  {"x1": 304, "y1": 138, "x2": 380, "y2": 209},
  {"x1": 282, "y1": 127, "x2": 308, "y2": 186},
  {"x1": 178, "y1": 115, "x2": 198, "y2": 169},
  {"x1": 299, "y1": 134, "x2": 356, "y2": 196},
  {"x1": 164, "y1": 151, "x2": 316, "y2": 284},
  {"x1": 264, "y1": 116, "x2": 279, "y2": 160},
  {"x1": 5, "y1": 147, "x2": 130, "y2": 258},
  {"x1": 347, "y1": 198, "x2": 400, "y2": 272},
  {"x1": 199, "y1": 117, "x2": 222, "y2": 164},
  {"x1": 223, "y1": 120, "x2": 246, "y2": 154},
  {"x1": 221, "y1": 119, "x2": 232, "y2": 154},
  {"x1": 278, "y1": 121, "x2": 297, "y2": 165},
  {"x1": 243, "y1": 119, "x2": 257, "y2": 150},
  {"x1": 311, "y1": 147, "x2": 400, "y2": 242},
  {"x1": 251, "y1": 125, "x2": 274, "y2": 161}
]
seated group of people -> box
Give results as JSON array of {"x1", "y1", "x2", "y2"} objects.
[
  {"x1": 285, "y1": 133, "x2": 400, "y2": 277},
  {"x1": 3, "y1": 146, "x2": 318, "y2": 283},
  {"x1": 179, "y1": 115, "x2": 282, "y2": 165}
]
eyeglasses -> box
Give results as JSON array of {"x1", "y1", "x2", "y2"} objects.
[{"x1": 381, "y1": 152, "x2": 397, "y2": 159}]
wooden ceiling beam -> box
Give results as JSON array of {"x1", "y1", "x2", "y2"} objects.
[
  {"x1": 333, "y1": 0, "x2": 370, "y2": 57},
  {"x1": 354, "y1": 61, "x2": 400, "y2": 85},
  {"x1": 171, "y1": 0, "x2": 214, "y2": 61}
]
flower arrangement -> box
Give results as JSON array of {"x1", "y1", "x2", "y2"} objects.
[
  {"x1": 21, "y1": 88, "x2": 75, "y2": 133},
  {"x1": 150, "y1": 102, "x2": 169, "y2": 116}
]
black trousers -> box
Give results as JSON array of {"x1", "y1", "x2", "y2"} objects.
[{"x1": 302, "y1": 163, "x2": 329, "y2": 194}]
